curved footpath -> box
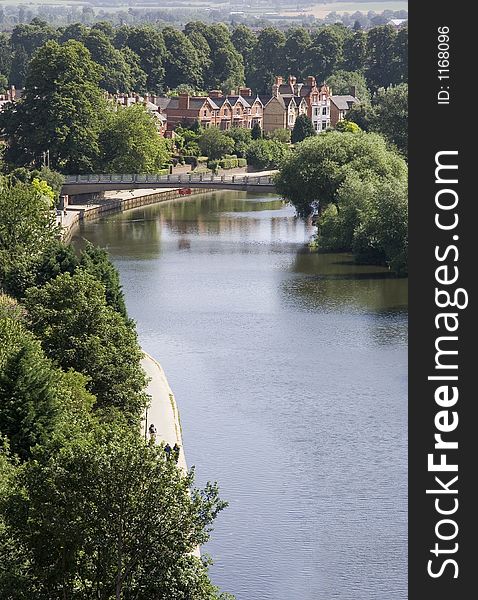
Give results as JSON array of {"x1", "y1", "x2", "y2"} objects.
[
  {"x1": 142, "y1": 352, "x2": 201, "y2": 559},
  {"x1": 141, "y1": 352, "x2": 187, "y2": 472},
  {"x1": 60, "y1": 197, "x2": 201, "y2": 557}
]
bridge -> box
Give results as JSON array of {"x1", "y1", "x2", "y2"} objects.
[{"x1": 62, "y1": 172, "x2": 277, "y2": 196}]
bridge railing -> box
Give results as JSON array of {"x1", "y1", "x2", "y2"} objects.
[{"x1": 64, "y1": 174, "x2": 276, "y2": 186}]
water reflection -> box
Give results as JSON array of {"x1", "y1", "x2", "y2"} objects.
[{"x1": 79, "y1": 191, "x2": 408, "y2": 600}]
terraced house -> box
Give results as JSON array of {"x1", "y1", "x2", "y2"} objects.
[
  {"x1": 161, "y1": 88, "x2": 264, "y2": 131},
  {"x1": 107, "y1": 76, "x2": 335, "y2": 136}
]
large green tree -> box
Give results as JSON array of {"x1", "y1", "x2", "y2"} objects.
[
  {"x1": 119, "y1": 26, "x2": 166, "y2": 92},
  {"x1": 326, "y1": 70, "x2": 371, "y2": 104},
  {"x1": 291, "y1": 114, "x2": 316, "y2": 144},
  {"x1": 0, "y1": 182, "x2": 58, "y2": 297},
  {"x1": 24, "y1": 271, "x2": 147, "y2": 418},
  {"x1": 347, "y1": 84, "x2": 408, "y2": 157},
  {"x1": 0, "y1": 40, "x2": 106, "y2": 173},
  {"x1": 83, "y1": 29, "x2": 145, "y2": 93},
  {"x1": 0, "y1": 418, "x2": 230, "y2": 599},
  {"x1": 246, "y1": 139, "x2": 289, "y2": 170},
  {"x1": 249, "y1": 28, "x2": 285, "y2": 93},
  {"x1": 201, "y1": 24, "x2": 244, "y2": 92},
  {"x1": 342, "y1": 30, "x2": 368, "y2": 73},
  {"x1": 99, "y1": 104, "x2": 171, "y2": 174},
  {"x1": 162, "y1": 27, "x2": 203, "y2": 91},
  {"x1": 284, "y1": 28, "x2": 312, "y2": 79},
  {"x1": 198, "y1": 128, "x2": 235, "y2": 160},
  {"x1": 275, "y1": 130, "x2": 407, "y2": 216},
  {"x1": 369, "y1": 84, "x2": 408, "y2": 157},
  {"x1": 9, "y1": 19, "x2": 57, "y2": 87},
  {"x1": 366, "y1": 25, "x2": 398, "y2": 91},
  {"x1": 309, "y1": 27, "x2": 344, "y2": 80},
  {"x1": 0, "y1": 33, "x2": 12, "y2": 83},
  {"x1": 231, "y1": 24, "x2": 257, "y2": 85}
]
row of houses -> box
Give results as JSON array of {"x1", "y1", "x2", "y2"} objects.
[
  {"x1": 0, "y1": 76, "x2": 360, "y2": 137},
  {"x1": 112, "y1": 75, "x2": 359, "y2": 137}
]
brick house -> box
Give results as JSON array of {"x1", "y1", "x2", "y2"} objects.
[
  {"x1": 162, "y1": 89, "x2": 264, "y2": 131},
  {"x1": 163, "y1": 94, "x2": 222, "y2": 130},
  {"x1": 262, "y1": 77, "x2": 308, "y2": 133},
  {"x1": 329, "y1": 89, "x2": 360, "y2": 127}
]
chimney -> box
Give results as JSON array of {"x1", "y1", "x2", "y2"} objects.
[
  {"x1": 274, "y1": 76, "x2": 283, "y2": 86},
  {"x1": 289, "y1": 75, "x2": 296, "y2": 86},
  {"x1": 209, "y1": 90, "x2": 222, "y2": 98},
  {"x1": 272, "y1": 83, "x2": 280, "y2": 98},
  {"x1": 178, "y1": 92, "x2": 190, "y2": 109},
  {"x1": 239, "y1": 87, "x2": 252, "y2": 97},
  {"x1": 306, "y1": 76, "x2": 316, "y2": 88},
  {"x1": 9, "y1": 85, "x2": 16, "y2": 100},
  {"x1": 349, "y1": 85, "x2": 358, "y2": 98}
]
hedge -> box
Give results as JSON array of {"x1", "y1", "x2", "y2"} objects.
[{"x1": 219, "y1": 158, "x2": 238, "y2": 169}]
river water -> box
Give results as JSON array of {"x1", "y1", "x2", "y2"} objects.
[{"x1": 78, "y1": 191, "x2": 408, "y2": 600}]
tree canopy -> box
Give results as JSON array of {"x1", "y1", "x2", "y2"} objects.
[
  {"x1": 275, "y1": 130, "x2": 407, "y2": 217},
  {"x1": 99, "y1": 104, "x2": 171, "y2": 174},
  {"x1": 291, "y1": 114, "x2": 315, "y2": 144},
  {"x1": 24, "y1": 270, "x2": 147, "y2": 418},
  {"x1": 0, "y1": 40, "x2": 106, "y2": 173}
]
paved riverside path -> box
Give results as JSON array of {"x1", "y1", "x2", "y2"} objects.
[
  {"x1": 141, "y1": 352, "x2": 187, "y2": 473},
  {"x1": 141, "y1": 353, "x2": 201, "y2": 558}
]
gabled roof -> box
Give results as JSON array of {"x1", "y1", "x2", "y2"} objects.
[
  {"x1": 330, "y1": 95, "x2": 359, "y2": 110},
  {"x1": 282, "y1": 96, "x2": 296, "y2": 108},
  {"x1": 266, "y1": 94, "x2": 286, "y2": 109},
  {"x1": 227, "y1": 96, "x2": 251, "y2": 108},
  {"x1": 257, "y1": 94, "x2": 272, "y2": 106},
  {"x1": 211, "y1": 96, "x2": 232, "y2": 109},
  {"x1": 242, "y1": 95, "x2": 264, "y2": 107},
  {"x1": 155, "y1": 97, "x2": 172, "y2": 111}
]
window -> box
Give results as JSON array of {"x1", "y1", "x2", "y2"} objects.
[
  {"x1": 237, "y1": 108, "x2": 240, "y2": 115},
  {"x1": 224, "y1": 109, "x2": 228, "y2": 116},
  {"x1": 322, "y1": 107, "x2": 327, "y2": 115},
  {"x1": 203, "y1": 110, "x2": 207, "y2": 117}
]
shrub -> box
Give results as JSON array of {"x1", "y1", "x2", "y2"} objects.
[
  {"x1": 246, "y1": 139, "x2": 289, "y2": 170},
  {"x1": 207, "y1": 159, "x2": 220, "y2": 173},
  {"x1": 219, "y1": 158, "x2": 239, "y2": 169}
]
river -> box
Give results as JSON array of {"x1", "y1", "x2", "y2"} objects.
[{"x1": 77, "y1": 191, "x2": 408, "y2": 600}]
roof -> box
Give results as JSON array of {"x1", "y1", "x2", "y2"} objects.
[
  {"x1": 258, "y1": 94, "x2": 272, "y2": 106},
  {"x1": 278, "y1": 83, "x2": 294, "y2": 95},
  {"x1": 227, "y1": 96, "x2": 251, "y2": 108},
  {"x1": 330, "y1": 95, "x2": 359, "y2": 111},
  {"x1": 282, "y1": 96, "x2": 296, "y2": 108},
  {"x1": 155, "y1": 97, "x2": 172, "y2": 111},
  {"x1": 241, "y1": 95, "x2": 264, "y2": 107},
  {"x1": 165, "y1": 97, "x2": 178, "y2": 109},
  {"x1": 299, "y1": 85, "x2": 312, "y2": 96}
]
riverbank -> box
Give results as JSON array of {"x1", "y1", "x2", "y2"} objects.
[
  {"x1": 59, "y1": 189, "x2": 196, "y2": 530},
  {"x1": 59, "y1": 186, "x2": 215, "y2": 241},
  {"x1": 141, "y1": 352, "x2": 201, "y2": 558},
  {"x1": 141, "y1": 352, "x2": 187, "y2": 472}
]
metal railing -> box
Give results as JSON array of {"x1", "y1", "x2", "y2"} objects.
[{"x1": 64, "y1": 173, "x2": 276, "y2": 186}]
